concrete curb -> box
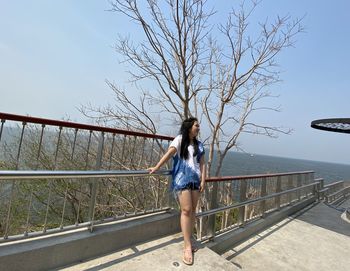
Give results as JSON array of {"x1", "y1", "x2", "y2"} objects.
[{"x1": 0, "y1": 210, "x2": 180, "y2": 271}]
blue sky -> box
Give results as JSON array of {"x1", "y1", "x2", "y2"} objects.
[{"x1": 1, "y1": 1, "x2": 350, "y2": 164}]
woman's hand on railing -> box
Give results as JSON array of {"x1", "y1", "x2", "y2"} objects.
[
  {"x1": 148, "y1": 148, "x2": 175, "y2": 175},
  {"x1": 147, "y1": 167, "x2": 159, "y2": 174}
]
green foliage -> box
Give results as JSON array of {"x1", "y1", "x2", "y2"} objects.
[{"x1": 215, "y1": 208, "x2": 239, "y2": 232}]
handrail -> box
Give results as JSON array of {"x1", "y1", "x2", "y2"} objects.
[
  {"x1": 0, "y1": 169, "x2": 173, "y2": 242},
  {"x1": 0, "y1": 169, "x2": 315, "y2": 182},
  {"x1": 0, "y1": 168, "x2": 319, "y2": 242},
  {"x1": 0, "y1": 112, "x2": 176, "y2": 240},
  {"x1": 196, "y1": 181, "x2": 320, "y2": 218},
  {"x1": 206, "y1": 171, "x2": 314, "y2": 182},
  {"x1": 0, "y1": 112, "x2": 174, "y2": 141},
  {"x1": 324, "y1": 180, "x2": 344, "y2": 188},
  {"x1": 0, "y1": 169, "x2": 172, "y2": 180},
  {"x1": 327, "y1": 186, "x2": 350, "y2": 198}
]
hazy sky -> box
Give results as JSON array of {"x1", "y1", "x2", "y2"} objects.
[{"x1": 1, "y1": 1, "x2": 350, "y2": 164}]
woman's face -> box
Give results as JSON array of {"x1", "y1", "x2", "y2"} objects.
[{"x1": 189, "y1": 121, "x2": 200, "y2": 138}]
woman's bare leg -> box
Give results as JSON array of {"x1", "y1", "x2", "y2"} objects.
[
  {"x1": 178, "y1": 190, "x2": 193, "y2": 250},
  {"x1": 190, "y1": 190, "x2": 200, "y2": 248}
]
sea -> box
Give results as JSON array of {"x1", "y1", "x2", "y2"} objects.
[{"x1": 215, "y1": 151, "x2": 350, "y2": 185}]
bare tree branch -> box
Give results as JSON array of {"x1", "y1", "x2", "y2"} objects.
[{"x1": 84, "y1": 0, "x2": 303, "y2": 180}]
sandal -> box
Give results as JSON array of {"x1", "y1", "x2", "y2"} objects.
[{"x1": 183, "y1": 248, "x2": 193, "y2": 265}]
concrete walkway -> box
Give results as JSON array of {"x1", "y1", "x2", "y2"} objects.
[
  {"x1": 223, "y1": 201, "x2": 350, "y2": 271},
  {"x1": 59, "y1": 233, "x2": 239, "y2": 271},
  {"x1": 59, "y1": 201, "x2": 350, "y2": 271}
]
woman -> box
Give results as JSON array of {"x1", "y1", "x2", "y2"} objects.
[{"x1": 148, "y1": 117, "x2": 206, "y2": 265}]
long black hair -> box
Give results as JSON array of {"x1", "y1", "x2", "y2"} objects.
[{"x1": 180, "y1": 117, "x2": 199, "y2": 160}]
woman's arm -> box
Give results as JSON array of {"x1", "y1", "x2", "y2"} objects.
[
  {"x1": 148, "y1": 146, "x2": 177, "y2": 174},
  {"x1": 199, "y1": 155, "x2": 206, "y2": 192}
]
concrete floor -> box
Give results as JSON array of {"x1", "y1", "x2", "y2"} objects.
[
  {"x1": 59, "y1": 201, "x2": 350, "y2": 271},
  {"x1": 59, "y1": 233, "x2": 239, "y2": 271},
  {"x1": 223, "y1": 201, "x2": 350, "y2": 271}
]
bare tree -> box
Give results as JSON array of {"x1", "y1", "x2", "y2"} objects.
[
  {"x1": 203, "y1": 1, "x2": 303, "y2": 177},
  {"x1": 81, "y1": 0, "x2": 303, "y2": 175},
  {"x1": 78, "y1": 0, "x2": 305, "y2": 238},
  {"x1": 197, "y1": 2, "x2": 303, "y2": 232},
  {"x1": 81, "y1": 0, "x2": 214, "y2": 131}
]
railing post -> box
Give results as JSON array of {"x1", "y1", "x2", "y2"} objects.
[
  {"x1": 0, "y1": 119, "x2": 5, "y2": 142},
  {"x1": 316, "y1": 178, "x2": 323, "y2": 200},
  {"x1": 297, "y1": 174, "x2": 302, "y2": 201},
  {"x1": 287, "y1": 175, "x2": 293, "y2": 205},
  {"x1": 88, "y1": 132, "x2": 104, "y2": 232},
  {"x1": 207, "y1": 181, "x2": 218, "y2": 238},
  {"x1": 318, "y1": 179, "x2": 325, "y2": 200},
  {"x1": 309, "y1": 172, "x2": 314, "y2": 184},
  {"x1": 275, "y1": 176, "x2": 282, "y2": 210},
  {"x1": 238, "y1": 180, "x2": 247, "y2": 227},
  {"x1": 260, "y1": 177, "x2": 267, "y2": 217},
  {"x1": 304, "y1": 173, "x2": 309, "y2": 198}
]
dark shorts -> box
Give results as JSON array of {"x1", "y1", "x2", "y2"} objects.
[{"x1": 176, "y1": 181, "x2": 200, "y2": 192}]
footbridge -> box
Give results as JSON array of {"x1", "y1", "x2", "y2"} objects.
[{"x1": 0, "y1": 112, "x2": 349, "y2": 270}]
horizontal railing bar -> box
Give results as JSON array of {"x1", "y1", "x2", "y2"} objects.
[
  {"x1": 327, "y1": 186, "x2": 350, "y2": 198},
  {"x1": 0, "y1": 169, "x2": 316, "y2": 182},
  {"x1": 318, "y1": 188, "x2": 329, "y2": 193},
  {"x1": 196, "y1": 181, "x2": 320, "y2": 218},
  {"x1": 0, "y1": 112, "x2": 174, "y2": 141},
  {"x1": 314, "y1": 178, "x2": 323, "y2": 181},
  {"x1": 324, "y1": 180, "x2": 344, "y2": 188},
  {"x1": 206, "y1": 171, "x2": 315, "y2": 182},
  {"x1": 0, "y1": 170, "x2": 171, "y2": 180}
]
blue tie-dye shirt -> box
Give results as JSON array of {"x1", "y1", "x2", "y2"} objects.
[{"x1": 169, "y1": 135, "x2": 205, "y2": 191}]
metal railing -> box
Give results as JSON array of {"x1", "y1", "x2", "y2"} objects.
[
  {"x1": 1, "y1": 112, "x2": 345, "y2": 245},
  {"x1": 326, "y1": 185, "x2": 350, "y2": 203},
  {"x1": 1, "y1": 168, "x2": 318, "y2": 242},
  {"x1": 0, "y1": 169, "x2": 171, "y2": 180},
  {"x1": 0, "y1": 112, "x2": 174, "y2": 172},
  {"x1": 324, "y1": 181, "x2": 344, "y2": 198},
  {"x1": 0, "y1": 112, "x2": 174, "y2": 242},
  {"x1": 196, "y1": 171, "x2": 317, "y2": 240},
  {"x1": 0, "y1": 169, "x2": 171, "y2": 242}
]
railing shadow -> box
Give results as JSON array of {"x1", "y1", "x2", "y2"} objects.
[
  {"x1": 224, "y1": 201, "x2": 318, "y2": 261},
  {"x1": 59, "y1": 235, "x2": 184, "y2": 271},
  {"x1": 295, "y1": 200, "x2": 350, "y2": 237}
]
